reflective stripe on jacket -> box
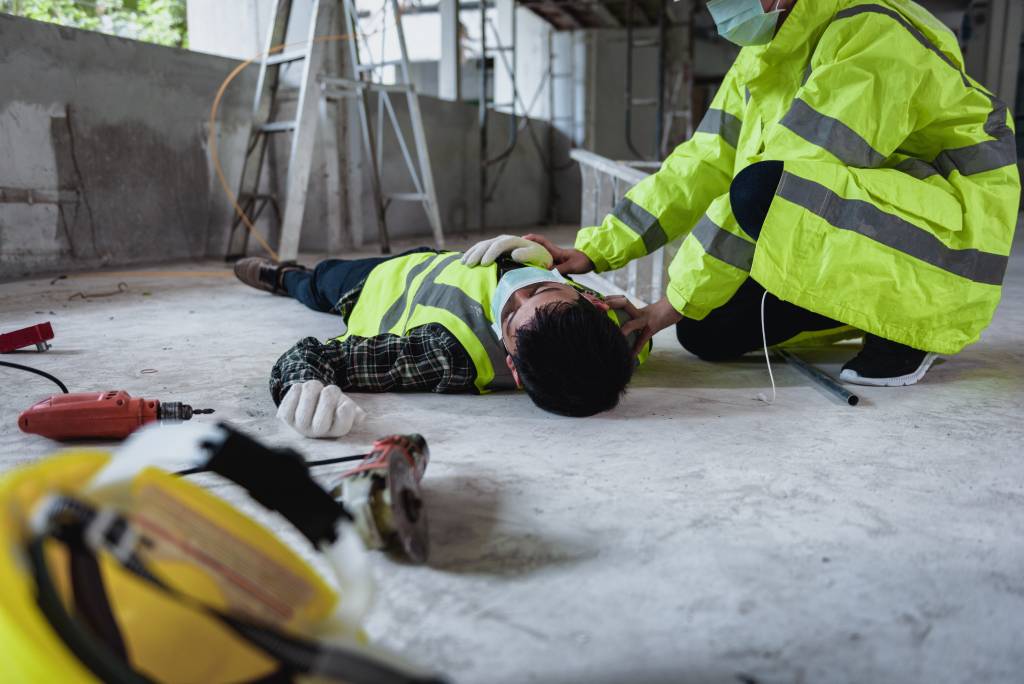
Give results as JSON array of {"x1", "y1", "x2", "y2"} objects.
[{"x1": 575, "y1": 0, "x2": 1020, "y2": 354}]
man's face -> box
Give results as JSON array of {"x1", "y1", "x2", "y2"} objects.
[{"x1": 499, "y1": 282, "x2": 610, "y2": 382}]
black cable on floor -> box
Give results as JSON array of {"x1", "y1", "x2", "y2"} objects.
[{"x1": 0, "y1": 360, "x2": 69, "y2": 394}]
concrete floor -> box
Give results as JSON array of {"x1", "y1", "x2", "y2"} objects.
[{"x1": 2, "y1": 229, "x2": 1023, "y2": 684}]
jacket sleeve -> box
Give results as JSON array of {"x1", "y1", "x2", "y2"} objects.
[
  {"x1": 269, "y1": 326, "x2": 476, "y2": 404},
  {"x1": 573, "y1": 66, "x2": 747, "y2": 273}
]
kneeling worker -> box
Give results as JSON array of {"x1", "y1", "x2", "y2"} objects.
[
  {"x1": 234, "y1": 236, "x2": 645, "y2": 435},
  {"x1": 530, "y1": 0, "x2": 1020, "y2": 386}
]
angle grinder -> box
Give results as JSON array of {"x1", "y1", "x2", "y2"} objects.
[{"x1": 330, "y1": 434, "x2": 431, "y2": 563}]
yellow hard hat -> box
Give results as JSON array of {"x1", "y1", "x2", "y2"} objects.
[{"x1": 0, "y1": 423, "x2": 443, "y2": 684}]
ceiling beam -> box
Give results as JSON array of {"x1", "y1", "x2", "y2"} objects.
[
  {"x1": 520, "y1": 0, "x2": 583, "y2": 29},
  {"x1": 587, "y1": 1, "x2": 622, "y2": 27}
]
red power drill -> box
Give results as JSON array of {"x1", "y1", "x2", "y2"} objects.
[{"x1": 18, "y1": 390, "x2": 214, "y2": 441}]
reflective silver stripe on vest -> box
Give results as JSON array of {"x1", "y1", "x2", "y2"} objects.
[
  {"x1": 387, "y1": 253, "x2": 516, "y2": 390},
  {"x1": 611, "y1": 197, "x2": 669, "y2": 253},
  {"x1": 777, "y1": 172, "x2": 1008, "y2": 286},
  {"x1": 836, "y1": 4, "x2": 1016, "y2": 177},
  {"x1": 690, "y1": 215, "x2": 756, "y2": 272},
  {"x1": 696, "y1": 108, "x2": 743, "y2": 149},
  {"x1": 780, "y1": 99, "x2": 886, "y2": 168},
  {"x1": 411, "y1": 286, "x2": 516, "y2": 391},
  {"x1": 894, "y1": 158, "x2": 939, "y2": 180},
  {"x1": 379, "y1": 255, "x2": 446, "y2": 332},
  {"x1": 933, "y1": 99, "x2": 1018, "y2": 177}
]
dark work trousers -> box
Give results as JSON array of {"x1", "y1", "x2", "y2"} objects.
[
  {"x1": 675, "y1": 161, "x2": 842, "y2": 361},
  {"x1": 282, "y1": 247, "x2": 436, "y2": 313}
]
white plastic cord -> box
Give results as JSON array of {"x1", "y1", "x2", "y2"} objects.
[{"x1": 757, "y1": 289, "x2": 777, "y2": 404}]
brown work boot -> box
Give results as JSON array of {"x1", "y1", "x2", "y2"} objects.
[{"x1": 233, "y1": 257, "x2": 307, "y2": 295}]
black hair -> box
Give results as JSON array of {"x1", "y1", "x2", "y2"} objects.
[{"x1": 512, "y1": 299, "x2": 634, "y2": 417}]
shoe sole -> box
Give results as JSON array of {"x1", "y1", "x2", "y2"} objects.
[{"x1": 839, "y1": 353, "x2": 939, "y2": 387}]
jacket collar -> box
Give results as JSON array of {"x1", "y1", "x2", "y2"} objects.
[
  {"x1": 768, "y1": 0, "x2": 841, "y2": 57},
  {"x1": 736, "y1": 0, "x2": 841, "y2": 81}
]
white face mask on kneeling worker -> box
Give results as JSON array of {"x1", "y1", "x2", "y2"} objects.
[{"x1": 490, "y1": 266, "x2": 568, "y2": 340}]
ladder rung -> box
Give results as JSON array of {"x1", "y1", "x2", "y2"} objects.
[
  {"x1": 485, "y1": 46, "x2": 514, "y2": 52},
  {"x1": 356, "y1": 60, "x2": 403, "y2": 71},
  {"x1": 325, "y1": 86, "x2": 411, "y2": 98},
  {"x1": 322, "y1": 76, "x2": 412, "y2": 94},
  {"x1": 630, "y1": 98, "x2": 657, "y2": 107},
  {"x1": 265, "y1": 51, "x2": 306, "y2": 66},
  {"x1": 386, "y1": 192, "x2": 428, "y2": 201},
  {"x1": 631, "y1": 38, "x2": 659, "y2": 48},
  {"x1": 260, "y1": 120, "x2": 297, "y2": 133},
  {"x1": 369, "y1": 83, "x2": 415, "y2": 93},
  {"x1": 321, "y1": 76, "x2": 361, "y2": 90},
  {"x1": 323, "y1": 89, "x2": 359, "y2": 100},
  {"x1": 551, "y1": 72, "x2": 573, "y2": 78}
]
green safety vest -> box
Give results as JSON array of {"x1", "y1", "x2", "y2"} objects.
[
  {"x1": 576, "y1": 0, "x2": 1020, "y2": 354},
  {"x1": 336, "y1": 252, "x2": 648, "y2": 394}
]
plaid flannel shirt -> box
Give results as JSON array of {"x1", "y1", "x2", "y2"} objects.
[{"x1": 269, "y1": 258, "x2": 602, "y2": 404}]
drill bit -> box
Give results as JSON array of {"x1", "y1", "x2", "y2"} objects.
[{"x1": 157, "y1": 403, "x2": 216, "y2": 421}]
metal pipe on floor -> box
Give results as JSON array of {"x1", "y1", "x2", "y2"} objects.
[{"x1": 777, "y1": 348, "x2": 860, "y2": 406}]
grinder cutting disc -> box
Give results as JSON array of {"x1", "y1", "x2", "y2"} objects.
[{"x1": 388, "y1": 450, "x2": 429, "y2": 563}]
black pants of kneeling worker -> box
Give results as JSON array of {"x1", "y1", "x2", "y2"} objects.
[{"x1": 675, "y1": 161, "x2": 843, "y2": 362}]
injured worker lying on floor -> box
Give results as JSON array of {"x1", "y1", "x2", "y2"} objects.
[{"x1": 233, "y1": 236, "x2": 651, "y2": 434}]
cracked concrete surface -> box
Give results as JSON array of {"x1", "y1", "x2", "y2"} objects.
[{"x1": 1, "y1": 232, "x2": 1022, "y2": 683}]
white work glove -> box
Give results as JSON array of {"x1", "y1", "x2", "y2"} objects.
[
  {"x1": 277, "y1": 380, "x2": 366, "y2": 439},
  {"x1": 460, "y1": 235, "x2": 554, "y2": 269}
]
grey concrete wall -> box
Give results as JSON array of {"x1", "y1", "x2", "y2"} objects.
[
  {"x1": 0, "y1": 13, "x2": 256, "y2": 280},
  {"x1": 579, "y1": 26, "x2": 691, "y2": 163}
]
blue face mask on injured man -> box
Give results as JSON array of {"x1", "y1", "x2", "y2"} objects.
[{"x1": 490, "y1": 267, "x2": 570, "y2": 341}]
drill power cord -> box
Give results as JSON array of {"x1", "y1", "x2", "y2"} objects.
[
  {"x1": 0, "y1": 361, "x2": 69, "y2": 394},
  {"x1": 178, "y1": 451, "x2": 368, "y2": 476}
]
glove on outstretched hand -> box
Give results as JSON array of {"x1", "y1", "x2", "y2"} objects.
[
  {"x1": 460, "y1": 235, "x2": 554, "y2": 269},
  {"x1": 277, "y1": 380, "x2": 366, "y2": 438}
]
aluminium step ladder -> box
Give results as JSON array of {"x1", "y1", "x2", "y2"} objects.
[{"x1": 225, "y1": 0, "x2": 444, "y2": 261}]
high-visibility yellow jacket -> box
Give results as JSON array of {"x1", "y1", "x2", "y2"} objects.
[
  {"x1": 576, "y1": 0, "x2": 1020, "y2": 354},
  {"x1": 338, "y1": 251, "x2": 649, "y2": 393}
]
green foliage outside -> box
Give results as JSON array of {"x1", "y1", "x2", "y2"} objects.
[{"x1": 0, "y1": 0, "x2": 188, "y2": 48}]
